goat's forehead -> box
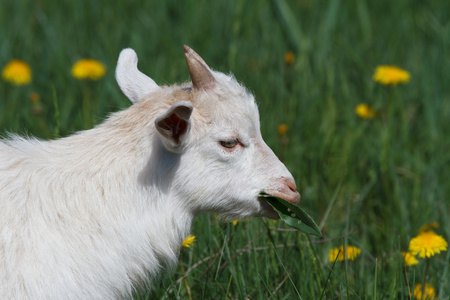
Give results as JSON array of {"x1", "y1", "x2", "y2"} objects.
[
  {"x1": 208, "y1": 95, "x2": 260, "y2": 137},
  {"x1": 215, "y1": 72, "x2": 259, "y2": 115},
  {"x1": 188, "y1": 72, "x2": 260, "y2": 135}
]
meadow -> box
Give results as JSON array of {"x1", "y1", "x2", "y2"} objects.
[{"x1": 1, "y1": 0, "x2": 449, "y2": 299}]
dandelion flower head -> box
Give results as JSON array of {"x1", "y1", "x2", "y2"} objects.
[
  {"x1": 72, "y1": 59, "x2": 106, "y2": 80},
  {"x1": 355, "y1": 104, "x2": 377, "y2": 119},
  {"x1": 413, "y1": 283, "x2": 436, "y2": 300},
  {"x1": 2, "y1": 60, "x2": 32, "y2": 85},
  {"x1": 328, "y1": 245, "x2": 361, "y2": 262},
  {"x1": 182, "y1": 234, "x2": 196, "y2": 248},
  {"x1": 277, "y1": 124, "x2": 289, "y2": 136},
  {"x1": 409, "y1": 231, "x2": 447, "y2": 258},
  {"x1": 29, "y1": 92, "x2": 40, "y2": 103},
  {"x1": 230, "y1": 219, "x2": 239, "y2": 226},
  {"x1": 284, "y1": 51, "x2": 295, "y2": 66},
  {"x1": 401, "y1": 251, "x2": 419, "y2": 266},
  {"x1": 373, "y1": 65, "x2": 410, "y2": 85}
]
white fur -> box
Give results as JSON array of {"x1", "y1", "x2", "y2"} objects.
[
  {"x1": 115, "y1": 48, "x2": 159, "y2": 102},
  {"x1": 0, "y1": 47, "x2": 299, "y2": 299}
]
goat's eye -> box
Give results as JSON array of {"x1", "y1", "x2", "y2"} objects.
[{"x1": 219, "y1": 139, "x2": 239, "y2": 149}]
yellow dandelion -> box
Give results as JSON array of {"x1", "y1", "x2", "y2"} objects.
[
  {"x1": 71, "y1": 59, "x2": 106, "y2": 80},
  {"x1": 277, "y1": 124, "x2": 289, "y2": 136},
  {"x1": 2, "y1": 60, "x2": 32, "y2": 85},
  {"x1": 29, "y1": 92, "x2": 40, "y2": 103},
  {"x1": 413, "y1": 283, "x2": 436, "y2": 300},
  {"x1": 418, "y1": 222, "x2": 439, "y2": 233},
  {"x1": 29, "y1": 92, "x2": 44, "y2": 115},
  {"x1": 401, "y1": 251, "x2": 419, "y2": 267},
  {"x1": 328, "y1": 247, "x2": 341, "y2": 262},
  {"x1": 355, "y1": 103, "x2": 377, "y2": 119},
  {"x1": 328, "y1": 245, "x2": 362, "y2": 262},
  {"x1": 409, "y1": 231, "x2": 448, "y2": 258},
  {"x1": 229, "y1": 218, "x2": 250, "y2": 225},
  {"x1": 182, "y1": 234, "x2": 196, "y2": 248},
  {"x1": 373, "y1": 65, "x2": 410, "y2": 85},
  {"x1": 284, "y1": 51, "x2": 295, "y2": 66}
]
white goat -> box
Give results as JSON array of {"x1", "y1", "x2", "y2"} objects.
[{"x1": 0, "y1": 46, "x2": 300, "y2": 299}]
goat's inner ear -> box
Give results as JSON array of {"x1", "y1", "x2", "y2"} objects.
[
  {"x1": 155, "y1": 101, "x2": 193, "y2": 151},
  {"x1": 157, "y1": 113, "x2": 187, "y2": 144}
]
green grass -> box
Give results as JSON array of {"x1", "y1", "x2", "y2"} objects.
[{"x1": 1, "y1": 0, "x2": 449, "y2": 298}]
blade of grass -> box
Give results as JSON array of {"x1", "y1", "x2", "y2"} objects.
[
  {"x1": 374, "y1": 258, "x2": 378, "y2": 300},
  {"x1": 320, "y1": 248, "x2": 341, "y2": 300},
  {"x1": 270, "y1": 0, "x2": 308, "y2": 53},
  {"x1": 319, "y1": 182, "x2": 342, "y2": 230},
  {"x1": 271, "y1": 242, "x2": 302, "y2": 299},
  {"x1": 51, "y1": 85, "x2": 60, "y2": 138}
]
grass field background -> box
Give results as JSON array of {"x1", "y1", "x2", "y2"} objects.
[{"x1": 1, "y1": 0, "x2": 449, "y2": 299}]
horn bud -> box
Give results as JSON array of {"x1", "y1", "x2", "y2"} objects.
[{"x1": 183, "y1": 45, "x2": 215, "y2": 90}]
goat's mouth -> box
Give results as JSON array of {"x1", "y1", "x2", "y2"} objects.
[
  {"x1": 258, "y1": 192, "x2": 322, "y2": 236},
  {"x1": 258, "y1": 187, "x2": 300, "y2": 219},
  {"x1": 258, "y1": 195, "x2": 280, "y2": 220}
]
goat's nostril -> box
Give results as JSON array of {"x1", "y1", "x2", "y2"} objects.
[
  {"x1": 268, "y1": 177, "x2": 300, "y2": 204},
  {"x1": 284, "y1": 178, "x2": 297, "y2": 193}
]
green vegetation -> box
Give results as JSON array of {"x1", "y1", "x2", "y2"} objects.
[
  {"x1": 1, "y1": 0, "x2": 449, "y2": 298},
  {"x1": 259, "y1": 192, "x2": 321, "y2": 236}
]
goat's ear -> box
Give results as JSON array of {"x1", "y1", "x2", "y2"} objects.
[
  {"x1": 115, "y1": 48, "x2": 159, "y2": 103},
  {"x1": 155, "y1": 101, "x2": 193, "y2": 152}
]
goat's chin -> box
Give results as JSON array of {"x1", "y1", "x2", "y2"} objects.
[{"x1": 216, "y1": 200, "x2": 279, "y2": 220}]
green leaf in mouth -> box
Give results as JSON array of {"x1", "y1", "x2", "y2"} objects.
[{"x1": 259, "y1": 192, "x2": 322, "y2": 237}]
